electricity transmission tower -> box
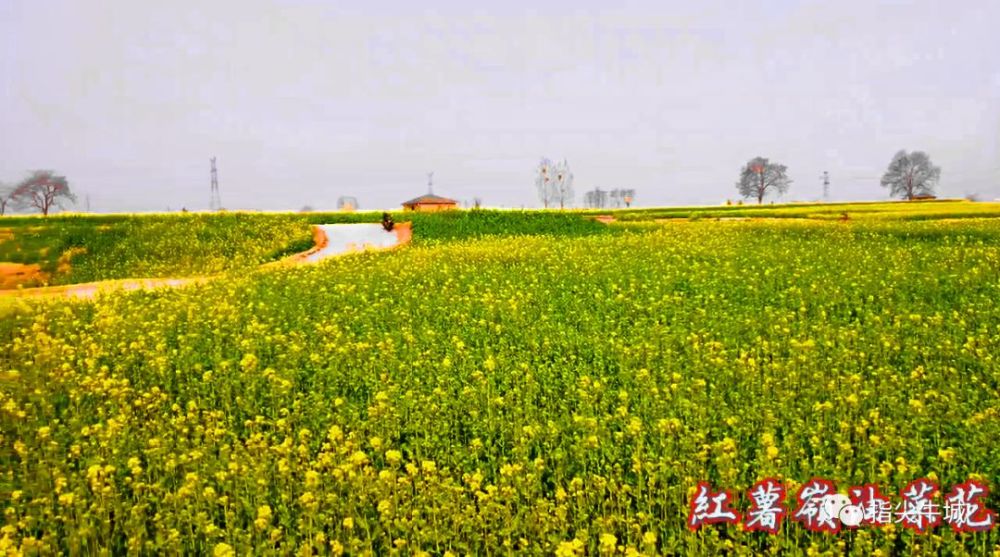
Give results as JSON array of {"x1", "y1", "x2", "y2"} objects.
[
  {"x1": 820, "y1": 170, "x2": 830, "y2": 200},
  {"x1": 210, "y1": 157, "x2": 222, "y2": 211},
  {"x1": 427, "y1": 171, "x2": 434, "y2": 194}
]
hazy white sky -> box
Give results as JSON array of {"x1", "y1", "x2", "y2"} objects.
[{"x1": 2, "y1": 0, "x2": 998, "y2": 211}]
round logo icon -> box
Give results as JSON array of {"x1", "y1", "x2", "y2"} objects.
[
  {"x1": 821, "y1": 493, "x2": 852, "y2": 522},
  {"x1": 839, "y1": 504, "x2": 864, "y2": 527}
]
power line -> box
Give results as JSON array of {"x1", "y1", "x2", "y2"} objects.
[{"x1": 210, "y1": 157, "x2": 221, "y2": 211}]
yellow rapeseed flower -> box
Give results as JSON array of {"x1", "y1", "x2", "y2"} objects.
[{"x1": 255, "y1": 505, "x2": 272, "y2": 530}]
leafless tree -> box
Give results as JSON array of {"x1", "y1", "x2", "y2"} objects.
[
  {"x1": 609, "y1": 189, "x2": 622, "y2": 208},
  {"x1": 0, "y1": 184, "x2": 17, "y2": 216},
  {"x1": 880, "y1": 150, "x2": 941, "y2": 200},
  {"x1": 609, "y1": 188, "x2": 636, "y2": 208},
  {"x1": 553, "y1": 159, "x2": 574, "y2": 209},
  {"x1": 737, "y1": 157, "x2": 791, "y2": 204},
  {"x1": 584, "y1": 188, "x2": 609, "y2": 208},
  {"x1": 12, "y1": 170, "x2": 75, "y2": 216},
  {"x1": 535, "y1": 158, "x2": 558, "y2": 208}
]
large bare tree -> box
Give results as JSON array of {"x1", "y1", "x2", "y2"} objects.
[
  {"x1": 737, "y1": 157, "x2": 791, "y2": 204},
  {"x1": 12, "y1": 170, "x2": 75, "y2": 216},
  {"x1": 880, "y1": 150, "x2": 941, "y2": 200}
]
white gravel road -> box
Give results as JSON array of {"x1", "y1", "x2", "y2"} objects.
[{"x1": 304, "y1": 223, "x2": 403, "y2": 262}]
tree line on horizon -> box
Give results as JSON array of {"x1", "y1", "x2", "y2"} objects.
[
  {"x1": 535, "y1": 149, "x2": 945, "y2": 209},
  {"x1": 735, "y1": 149, "x2": 943, "y2": 204},
  {"x1": 0, "y1": 149, "x2": 951, "y2": 217}
]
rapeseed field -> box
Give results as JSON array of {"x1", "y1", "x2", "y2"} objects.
[{"x1": 2, "y1": 218, "x2": 999, "y2": 554}]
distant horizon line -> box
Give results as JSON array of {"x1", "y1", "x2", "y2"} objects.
[{"x1": 4, "y1": 196, "x2": 998, "y2": 218}]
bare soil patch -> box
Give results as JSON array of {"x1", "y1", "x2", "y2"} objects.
[{"x1": 0, "y1": 262, "x2": 48, "y2": 289}]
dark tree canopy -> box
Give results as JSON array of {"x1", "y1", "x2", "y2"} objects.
[
  {"x1": 880, "y1": 150, "x2": 941, "y2": 200},
  {"x1": 12, "y1": 170, "x2": 75, "y2": 216},
  {"x1": 736, "y1": 157, "x2": 791, "y2": 204}
]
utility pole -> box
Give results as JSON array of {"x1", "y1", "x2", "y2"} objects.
[
  {"x1": 820, "y1": 170, "x2": 830, "y2": 200},
  {"x1": 210, "y1": 157, "x2": 222, "y2": 211}
]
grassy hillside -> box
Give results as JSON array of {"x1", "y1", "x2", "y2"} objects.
[
  {"x1": 1, "y1": 200, "x2": 997, "y2": 289},
  {"x1": 2, "y1": 219, "x2": 999, "y2": 553},
  {"x1": 0, "y1": 210, "x2": 610, "y2": 287}
]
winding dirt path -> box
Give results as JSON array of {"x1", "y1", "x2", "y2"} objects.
[{"x1": 0, "y1": 222, "x2": 411, "y2": 300}]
